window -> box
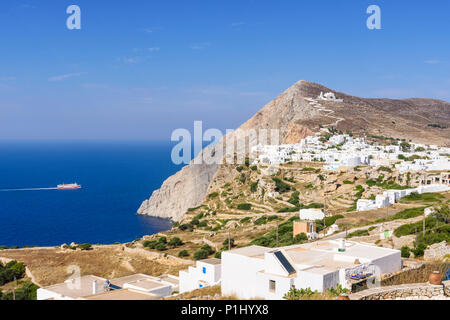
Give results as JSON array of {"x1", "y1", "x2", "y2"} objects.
[
  {"x1": 202, "y1": 267, "x2": 206, "y2": 274},
  {"x1": 269, "y1": 280, "x2": 276, "y2": 293}
]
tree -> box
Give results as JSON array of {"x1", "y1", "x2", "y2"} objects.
[
  {"x1": 434, "y1": 204, "x2": 450, "y2": 224},
  {"x1": 155, "y1": 243, "x2": 167, "y2": 251},
  {"x1": 178, "y1": 250, "x2": 189, "y2": 257},
  {"x1": 168, "y1": 237, "x2": 183, "y2": 247},
  {"x1": 400, "y1": 141, "x2": 411, "y2": 152},
  {"x1": 193, "y1": 249, "x2": 209, "y2": 260},
  {"x1": 401, "y1": 246, "x2": 411, "y2": 258}
]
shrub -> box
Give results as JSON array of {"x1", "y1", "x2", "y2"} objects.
[
  {"x1": 284, "y1": 287, "x2": 318, "y2": 300},
  {"x1": 0, "y1": 281, "x2": 39, "y2": 300},
  {"x1": 250, "y1": 165, "x2": 257, "y2": 171},
  {"x1": 412, "y1": 243, "x2": 427, "y2": 257},
  {"x1": 272, "y1": 178, "x2": 291, "y2": 193},
  {"x1": 143, "y1": 240, "x2": 158, "y2": 249},
  {"x1": 193, "y1": 249, "x2": 210, "y2": 260},
  {"x1": 293, "y1": 233, "x2": 308, "y2": 244},
  {"x1": 222, "y1": 238, "x2": 235, "y2": 247},
  {"x1": 155, "y1": 243, "x2": 167, "y2": 251},
  {"x1": 401, "y1": 246, "x2": 411, "y2": 258},
  {"x1": 208, "y1": 192, "x2": 219, "y2": 199},
  {"x1": 168, "y1": 237, "x2": 183, "y2": 247},
  {"x1": 347, "y1": 229, "x2": 369, "y2": 238},
  {"x1": 158, "y1": 237, "x2": 167, "y2": 244},
  {"x1": 200, "y1": 244, "x2": 215, "y2": 255},
  {"x1": 237, "y1": 203, "x2": 252, "y2": 210},
  {"x1": 236, "y1": 166, "x2": 244, "y2": 172},
  {"x1": 77, "y1": 244, "x2": 93, "y2": 251},
  {"x1": 250, "y1": 181, "x2": 259, "y2": 193},
  {"x1": 178, "y1": 223, "x2": 194, "y2": 231},
  {"x1": 178, "y1": 250, "x2": 189, "y2": 257},
  {"x1": 254, "y1": 216, "x2": 268, "y2": 225},
  {"x1": 0, "y1": 261, "x2": 26, "y2": 286},
  {"x1": 240, "y1": 217, "x2": 251, "y2": 224}
]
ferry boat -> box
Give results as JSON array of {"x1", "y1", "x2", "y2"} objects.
[{"x1": 57, "y1": 183, "x2": 81, "y2": 190}]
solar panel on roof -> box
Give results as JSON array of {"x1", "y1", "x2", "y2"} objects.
[{"x1": 274, "y1": 251, "x2": 296, "y2": 275}]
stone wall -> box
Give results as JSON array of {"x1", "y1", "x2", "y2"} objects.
[
  {"x1": 424, "y1": 241, "x2": 450, "y2": 261},
  {"x1": 349, "y1": 282, "x2": 448, "y2": 300}
]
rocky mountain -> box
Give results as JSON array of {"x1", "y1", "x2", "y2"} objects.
[{"x1": 137, "y1": 80, "x2": 450, "y2": 221}]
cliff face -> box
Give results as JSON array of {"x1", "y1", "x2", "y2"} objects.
[{"x1": 137, "y1": 80, "x2": 450, "y2": 221}]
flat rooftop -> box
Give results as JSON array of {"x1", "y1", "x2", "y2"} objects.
[
  {"x1": 110, "y1": 273, "x2": 158, "y2": 288},
  {"x1": 229, "y1": 240, "x2": 399, "y2": 274},
  {"x1": 226, "y1": 246, "x2": 272, "y2": 259},
  {"x1": 125, "y1": 278, "x2": 167, "y2": 290},
  {"x1": 85, "y1": 289, "x2": 159, "y2": 300},
  {"x1": 41, "y1": 275, "x2": 107, "y2": 299},
  {"x1": 200, "y1": 258, "x2": 222, "y2": 265}
]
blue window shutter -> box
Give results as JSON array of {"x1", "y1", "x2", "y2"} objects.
[{"x1": 203, "y1": 267, "x2": 206, "y2": 274}]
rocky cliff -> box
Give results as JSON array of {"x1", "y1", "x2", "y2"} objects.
[{"x1": 137, "y1": 80, "x2": 450, "y2": 221}]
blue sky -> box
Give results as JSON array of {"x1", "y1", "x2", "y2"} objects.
[{"x1": 0, "y1": 0, "x2": 449, "y2": 140}]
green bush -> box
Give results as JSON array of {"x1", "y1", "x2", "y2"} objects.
[
  {"x1": 237, "y1": 203, "x2": 252, "y2": 210},
  {"x1": 193, "y1": 249, "x2": 210, "y2": 260},
  {"x1": 201, "y1": 244, "x2": 215, "y2": 255},
  {"x1": 254, "y1": 216, "x2": 268, "y2": 225},
  {"x1": 178, "y1": 250, "x2": 189, "y2": 257},
  {"x1": 168, "y1": 237, "x2": 183, "y2": 247},
  {"x1": 401, "y1": 246, "x2": 411, "y2": 258},
  {"x1": 400, "y1": 192, "x2": 444, "y2": 203},
  {"x1": 179, "y1": 223, "x2": 193, "y2": 232},
  {"x1": 155, "y1": 243, "x2": 167, "y2": 251},
  {"x1": 143, "y1": 240, "x2": 158, "y2": 249},
  {"x1": 208, "y1": 192, "x2": 219, "y2": 199},
  {"x1": 250, "y1": 181, "x2": 259, "y2": 193},
  {"x1": 284, "y1": 287, "x2": 318, "y2": 300},
  {"x1": 293, "y1": 233, "x2": 308, "y2": 244},
  {"x1": 0, "y1": 261, "x2": 26, "y2": 286},
  {"x1": 240, "y1": 217, "x2": 251, "y2": 224},
  {"x1": 347, "y1": 229, "x2": 369, "y2": 238},
  {"x1": 77, "y1": 244, "x2": 93, "y2": 251},
  {"x1": 272, "y1": 178, "x2": 291, "y2": 193},
  {"x1": 222, "y1": 238, "x2": 235, "y2": 247},
  {"x1": 0, "y1": 281, "x2": 39, "y2": 300}
]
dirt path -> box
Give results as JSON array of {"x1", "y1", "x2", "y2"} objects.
[{"x1": 305, "y1": 97, "x2": 345, "y2": 128}]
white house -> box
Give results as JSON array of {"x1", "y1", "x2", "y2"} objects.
[
  {"x1": 357, "y1": 184, "x2": 450, "y2": 212},
  {"x1": 221, "y1": 239, "x2": 401, "y2": 300},
  {"x1": 299, "y1": 208, "x2": 325, "y2": 221},
  {"x1": 179, "y1": 258, "x2": 221, "y2": 293},
  {"x1": 37, "y1": 273, "x2": 177, "y2": 300}
]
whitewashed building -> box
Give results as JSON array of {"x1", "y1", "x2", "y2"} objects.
[
  {"x1": 357, "y1": 184, "x2": 450, "y2": 212},
  {"x1": 179, "y1": 258, "x2": 221, "y2": 293},
  {"x1": 221, "y1": 239, "x2": 401, "y2": 300},
  {"x1": 299, "y1": 208, "x2": 325, "y2": 221},
  {"x1": 37, "y1": 273, "x2": 177, "y2": 300}
]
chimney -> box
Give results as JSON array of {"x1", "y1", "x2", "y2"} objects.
[
  {"x1": 338, "y1": 239, "x2": 346, "y2": 252},
  {"x1": 92, "y1": 280, "x2": 98, "y2": 295}
]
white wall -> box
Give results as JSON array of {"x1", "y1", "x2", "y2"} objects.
[{"x1": 221, "y1": 252, "x2": 265, "y2": 299}]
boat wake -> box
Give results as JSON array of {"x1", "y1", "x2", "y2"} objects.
[{"x1": 0, "y1": 187, "x2": 58, "y2": 192}]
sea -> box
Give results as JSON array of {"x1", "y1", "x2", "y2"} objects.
[{"x1": 0, "y1": 141, "x2": 182, "y2": 247}]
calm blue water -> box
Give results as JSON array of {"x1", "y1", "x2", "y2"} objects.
[{"x1": 0, "y1": 141, "x2": 181, "y2": 247}]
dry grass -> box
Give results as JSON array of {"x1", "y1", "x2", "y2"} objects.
[
  {"x1": 0, "y1": 245, "x2": 189, "y2": 287},
  {"x1": 165, "y1": 285, "x2": 221, "y2": 300},
  {"x1": 382, "y1": 261, "x2": 450, "y2": 287}
]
